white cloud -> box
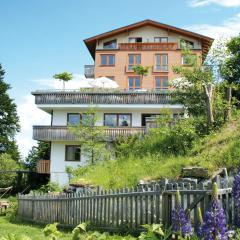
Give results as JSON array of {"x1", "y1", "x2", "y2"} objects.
[
  {"x1": 16, "y1": 95, "x2": 50, "y2": 158},
  {"x1": 185, "y1": 13, "x2": 240, "y2": 38},
  {"x1": 16, "y1": 73, "x2": 94, "y2": 158},
  {"x1": 189, "y1": 0, "x2": 240, "y2": 7}
]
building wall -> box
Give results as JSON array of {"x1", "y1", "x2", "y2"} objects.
[
  {"x1": 51, "y1": 108, "x2": 184, "y2": 127},
  {"x1": 50, "y1": 141, "x2": 88, "y2": 186}
]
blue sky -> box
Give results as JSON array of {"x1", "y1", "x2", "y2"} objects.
[{"x1": 1, "y1": 0, "x2": 240, "y2": 157}]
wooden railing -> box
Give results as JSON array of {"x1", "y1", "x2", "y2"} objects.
[
  {"x1": 33, "y1": 126, "x2": 146, "y2": 141},
  {"x1": 119, "y1": 42, "x2": 178, "y2": 51},
  {"x1": 32, "y1": 91, "x2": 174, "y2": 105},
  {"x1": 37, "y1": 160, "x2": 50, "y2": 174}
]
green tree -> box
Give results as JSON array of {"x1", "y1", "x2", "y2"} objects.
[
  {"x1": 68, "y1": 107, "x2": 109, "y2": 164},
  {"x1": 53, "y1": 72, "x2": 73, "y2": 90},
  {"x1": 0, "y1": 154, "x2": 20, "y2": 188},
  {"x1": 0, "y1": 64, "x2": 20, "y2": 161},
  {"x1": 133, "y1": 65, "x2": 150, "y2": 86},
  {"x1": 25, "y1": 141, "x2": 51, "y2": 171}
]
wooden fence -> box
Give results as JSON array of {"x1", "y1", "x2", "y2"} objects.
[{"x1": 18, "y1": 181, "x2": 235, "y2": 232}]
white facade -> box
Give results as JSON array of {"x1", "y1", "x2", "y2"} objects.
[{"x1": 43, "y1": 104, "x2": 184, "y2": 186}]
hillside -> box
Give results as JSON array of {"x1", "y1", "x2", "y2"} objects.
[{"x1": 70, "y1": 118, "x2": 240, "y2": 189}]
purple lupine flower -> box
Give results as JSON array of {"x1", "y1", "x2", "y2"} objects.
[
  {"x1": 232, "y1": 168, "x2": 240, "y2": 226},
  {"x1": 201, "y1": 183, "x2": 228, "y2": 240},
  {"x1": 171, "y1": 190, "x2": 193, "y2": 237}
]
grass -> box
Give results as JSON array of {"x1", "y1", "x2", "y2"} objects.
[
  {"x1": 0, "y1": 216, "x2": 72, "y2": 239},
  {"x1": 71, "y1": 117, "x2": 240, "y2": 189}
]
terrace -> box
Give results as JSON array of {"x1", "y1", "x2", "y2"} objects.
[{"x1": 32, "y1": 90, "x2": 175, "y2": 105}]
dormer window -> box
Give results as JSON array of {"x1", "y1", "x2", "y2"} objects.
[
  {"x1": 129, "y1": 37, "x2": 142, "y2": 43},
  {"x1": 103, "y1": 39, "x2": 117, "y2": 49},
  {"x1": 154, "y1": 37, "x2": 168, "y2": 43},
  {"x1": 180, "y1": 39, "x2": 194, "y2": 49}
]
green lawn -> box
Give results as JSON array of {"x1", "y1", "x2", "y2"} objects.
[{"x1": 0, "y1": 216, "x2": 72, "y2": 239}]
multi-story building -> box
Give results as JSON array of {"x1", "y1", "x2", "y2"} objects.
[{"x1": 33, "y1": 19, "x2": 213, "y2": 185}]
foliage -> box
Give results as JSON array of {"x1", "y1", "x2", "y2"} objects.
[
  {"x1": 132, "y1": 65, "x2": 150, "y2": 78},
  {"x1": 200, "y1": 183, "x2": 228, "y2": 240},
  {"x1": 43, "y1": 223, "x2": 62, "y2": 240},
  {"x1": 53, "y1": 72, "x2": 73, "y2": 90},
  {"x1": 70, "y1": 116, "x2": 240, "y2": 189},
  {"x1": 0, "y1": 154, "x2": 20, "y2": 188},
  {"x1": 37, "y1": 182, "x2": 62, "y2": 193},
  {"x1": 138, "y1": 224, "x2": 171, "y2": 240},
  {"x1": 221, "y1": 36, "x2": 240, "y2": 85},
  {"x1": 25, "y1": 141, "x2": 50, "y2": 171},
  {"x1": 171, "y1": 190, "x2": 192, "y2": 237},
  {"x1": 68, "y1": 107, "x2": 111, "y2": 164},
  {"x1": 0, "y1": 64, "x2": 20, "y2": 161}
]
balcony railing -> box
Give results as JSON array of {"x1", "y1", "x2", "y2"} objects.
[
  {"x1": 84, "y1": 65, "x2": 94, "y2": 78},
  {"x1": 33, "y1": 126, "x2": 146, "y2": 142},
  {"x1": 32, "y1": 90, "x2": 174, "y2": 105},
  {"x1": 37, "y1": 160, "x2": 50, "y2": 174},
  {"x1": 119, "y1": 42, "x2": 178, "y2": 51}
]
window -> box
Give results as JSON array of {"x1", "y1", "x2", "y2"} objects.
[
  {"x1": 154, "y1": 37, "x2": 168, "y2": 43},
  {"x1": 155, "y1": 54, "x2": 168, "y2": 71},
  {"x1": 180, "y1": 39, "x2": 194, "y2": 49},
  {"x1": 182, "y1": 54, "x2": 197, "y2": 65},
  {"x1": 128, "y1": 54, "x2": 141, "y2": 71},
  {"x1": 128, "y1": 76, "x2": 141, "y2": 90},
  {"x1": 128, "y1": 37, "x2": 142, "y2": 43},
  {"x1": 82, "y1": 113, "x2": 94, "y2": 126},
  {"x1": 155, "y1": 77, "x2": 169, "y2": 90},
  {"x1": 67, "y1": 113, "x2": 80, "y2": 125},
  {"x1": 65, "y1": 145, "x2": 81, "y2": 162},
  {"x1": 104, "y1": 114, "x2": 132, "y2": 127},
  {"x1": 103, "y1": 39, "x2": 117, "y2": 49},
  {"x1": 100, "y1": 54, "x2": 115, "y2": 66}
]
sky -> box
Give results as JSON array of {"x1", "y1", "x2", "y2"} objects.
[{"x1": 0, "y1": 0, "x2": 240, "y2": 158}]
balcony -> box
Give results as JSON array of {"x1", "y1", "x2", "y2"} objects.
[
  {"x1": 32, "y1": 90, "x2": 174, "y2": 105},
  {"x1": 33, "y1": 126, "x2": 146, "y2": 142},
  {"x1": 37, "y1": 160, "x2": 50, "y2": 174},
  {"x1": 84, "y1": 65, "x2": 94, "y2": 78},
  {"x1": 118, "y1": 42, "x2": 178, "y2": 51}
]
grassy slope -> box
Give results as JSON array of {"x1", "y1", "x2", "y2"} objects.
[
  {"x1": 0, "y1": 216, "x2": 71, "y2": 239},
  {"x1": 71, "y1": 119, "x2": 240, "y2": 189}
]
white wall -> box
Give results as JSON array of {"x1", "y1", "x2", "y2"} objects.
[
  {"x1": 52, "y1": 107, "x2": 184, "y2": 127},
  {"x1": 50, "y1": 141, "x2": 88, "y2": 186},
  {"x1": 96, "y1": 25, "x2": 202, "y2": 49}
]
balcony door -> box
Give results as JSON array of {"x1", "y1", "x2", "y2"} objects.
[{"x1": 128, "y1": 76, "x2": 141, "y2": 90}]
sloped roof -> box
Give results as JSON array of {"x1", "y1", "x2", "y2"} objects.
[{"x1": 84, "y1": 19, "x2": 214, "y2": 59}]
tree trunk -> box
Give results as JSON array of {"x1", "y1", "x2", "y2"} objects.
[
  {"x1": 225, "y1": 87, "x2": 232, "y2": 122},
  {"x1": 204, "y1": 83, "x2": 214, "y2": 125}
]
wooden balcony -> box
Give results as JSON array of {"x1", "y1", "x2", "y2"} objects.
[
  {"x1": 32, "y1": 90, "x2": 174, "y2": 105},
  {"x1": 33, "y1": 126, "x2": 146, "y2": 142},
  {"x1": 118, "y1": 42, "x2": 178, "y2": 51},
  {"x1": 37, "y1": 160, "x2": 50, "y2": 174}
]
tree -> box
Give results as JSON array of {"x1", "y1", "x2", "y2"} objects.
[
  {"x1": 221, "y1": 36, "x2": 240, "y2": 85},
  {"x1": 173, "y1": 52, "x2": 215, "y2": 125},
  {"x1": 133, "y1": 65, "x2": 150, "y2": 86},
  {"x1": 68, "y1": 107, "x2": 110, "y2": 164},
  {"x1": 0, "y1": 154, "x2": 20, "y2": 188},
  {"x1": 25, "y1": 141, "x2": 51, "y2": 171},
  {"x1": 53, "y1": 72, "x2": 73, "y2": 90},
  {"x1": 0, "y1": 64, "x2": 20, "y2": 161}
]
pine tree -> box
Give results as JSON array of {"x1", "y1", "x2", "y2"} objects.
[{"x1": 0, "y1": 64, "x2": 20, "y2": 161}]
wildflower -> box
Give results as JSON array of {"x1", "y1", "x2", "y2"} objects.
[
  {"x1": 232, "y1": 168, "x2": 240, "y2": 226},
  {"x1": 171, "y1": 190, "x2": 192, "y2": 237},
  {"x1": 201, "y1": 183, "x2": 228, "y2": 240}
]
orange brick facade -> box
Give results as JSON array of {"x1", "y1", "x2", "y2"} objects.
[{"x1": 94, "y1": 49, "x2": 202, "y2": 90}]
